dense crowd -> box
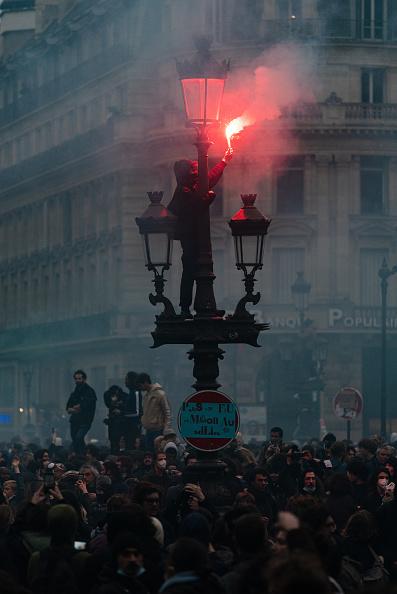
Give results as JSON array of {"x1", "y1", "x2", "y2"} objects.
[{"x1": 1, "y1": 421, "x2": 397, "y2": 594}]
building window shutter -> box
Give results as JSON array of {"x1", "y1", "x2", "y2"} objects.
[{"x1": 272, "y1": 248, "x2": 305, "y2": 304}]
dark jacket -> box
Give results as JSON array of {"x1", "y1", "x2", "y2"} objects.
[
  {"x1": 66, "y1": 383, "x2": 97, "y2": 426},
  {"x1": 161, "y1": 571, "x2": 226, "y2": 594},
  {"x1": 167, "y1": 161, "x2": 226, "y2": 240}
]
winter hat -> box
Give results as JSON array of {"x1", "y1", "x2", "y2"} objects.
[{"x1": 164, "y1": 442, "x2": 178, "y2": 453}]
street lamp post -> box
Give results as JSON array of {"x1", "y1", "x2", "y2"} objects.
[
  {"x1": 289, "y1": 272, "x2": 326, "y2": 440},
  {"x1": 378, "y1": 258, "x2": 397, "y2": 438},
  {"x1": 136, "y1": 41, "x2": 271, "y2": 395},
  {"x1": 23, "y1": 367, "x2": 33, "y2": 424}
]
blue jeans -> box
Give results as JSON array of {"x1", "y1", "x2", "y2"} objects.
[{"x1": 70, "y1": 423, "x2": 90, "y2": 455}]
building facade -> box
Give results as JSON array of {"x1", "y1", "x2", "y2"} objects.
[{"x1": 0, "y1": 0, "x2": 396, "y2": 441}]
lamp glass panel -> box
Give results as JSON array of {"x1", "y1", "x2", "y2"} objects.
[
  {"x1": 181, "y1": 78, "x2": 205, "y2": 122},
  {"x1": 241, "y1": 234, "x2": 261, "y2": 267},
  {"x1": 181, "y1": 78, "x2": 225, "y2": 123},
  {"x1": 206, "y1": 78, "x2": 225, "y2": 121},
  {"x1": 146, "y1": 232, "x2": 171, "y2": 268}
]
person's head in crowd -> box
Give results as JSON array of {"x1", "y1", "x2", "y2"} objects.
[
  {"x1": 73, "y1": 369, "x2": 87, "y2": 385},
  {"x1": 266, "y1": 552, "x2": 332, "y2": 594},
  {"x1": 344, "y1": 445, "x2": 356, "y2": 464},
  {"x1": 327, "y1": 472, "x2": 352, "y2": 498},
  {"x1": 234, "y1": 490, "x2": 256, "y2": 509},
  {"x1": 270, "y1": 426, "x2": 283, "y2": 446},
  {"x1": 96, "y1": 475, "x2": 112, "y2": 504},
  {"x1": 34, "y1": 449, "x2": 50, "y2": 470},
  {"x1": 141, "y1": 451, "x2": 153, "y2": 470},
  {"x1": 322, "y1": 432, "x2": 336, "y2": 449},
  {"x1": 346, "y1": 458, "x2": 369, "y2": 484},
  {"x1": 250, "y1": 467, "x2": 269, "y2": 492},
  {"x1": 179, "y1": 511, "x2": 211, "y2": 548},
  {"x1": 103, "y1": 460, "x2": 123, "y2": 483},
  {"x1": 286, "y1": 496, "x2": 328, "y2": 533},
  {"x1": 166, "y1": 537, "x2": 209, "y2": 578},
  {"x1": 344, "y1": 509, "x2": 377, "y2": 544},
  {"x1": 302, "y1": 470, "x2": 317, "y2": 494},
  {"x1": 85, "y1": 444, "x2": 100, "y2": 463},
  {"x1": 154, "y1": 452, "x2": 167, "y2": 474},
  {"x1": 47, "y1": 504, "x2": 79, "y2": 547},
  {"x1": 265, "y1": 454, "x2": 286, "y2": 485},
  {"x1": 184, "y1": 453, "x2": 198, "y2": 467},
  {"x1": 330, "y1": 441, "x2": 346, "y2": 461},
  {"x1": 106, "y1": 493, "x2": 132, "y2": 513},
  {"x1": 385, "y1": 457, "x2": 397, "y2": 478},
  {"x1": 3, "y1": 480, "x2": 16, "y2": 501},
  {"x1": 164, "y1": 442, "x2": 178, "y2": 466},
  {"x1": 358, "y1": 438, "x2": 377, "y2": 460},
  {"x1": 324, "y1": 515, "x2": 337, "y2": 536},
  {"x1": 0, "y1": 467, "x2": 11, "y2": 483},
  {"x1": 234, "y1": 512, "x2": 268, "y2": 556},
  {"x1": 369, "y1": 467, "x2": 391, "y2": 494},
  {"x1": 376, "y1": 446, "x2": 391, "y2": 466},
  {"x1": 163, "y1": 428, "x2": 177, "y2": 443},
  {"x1": 136, "y1": 372, "x2": 152, "y2": 392},
  {"x1": 133, "y1": 483, "x2": 161, "y2": 518},
  {"x1": 79, "y1": 464, "x2": 99, "y2": 487},
  {"x1": 302, "y1": 445, "x2": 315, "y2": 462},
  {"x1": 111, "y1": 531, "x2": 145, "y2": 577},
  {"x1": 125, "y1": 371, "x2": 138, "y2": 391}
]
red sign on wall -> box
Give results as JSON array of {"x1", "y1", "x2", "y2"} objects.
[{"x1": 178, "y1": 390, "x2": 240, "y2": 452}]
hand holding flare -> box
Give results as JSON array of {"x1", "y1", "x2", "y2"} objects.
[{"x1": 225, "y1": 114, "x2": 254, "y2": 148}]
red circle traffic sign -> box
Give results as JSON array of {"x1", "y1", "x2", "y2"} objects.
[
  {"x1": 178, "y1": 390, "x2": 240, "y2": 452},
  {"x1": 333, "y1": 387, "x2": 363, "y2": 420}
]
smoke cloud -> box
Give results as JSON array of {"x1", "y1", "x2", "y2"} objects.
[{"x1": 220, "y1": 43, "x2": 319, "y2": 186}]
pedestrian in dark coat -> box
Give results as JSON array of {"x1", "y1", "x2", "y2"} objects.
[
  {"x1": 66, "y1": 370, "x2": 96, "y2": 455},
  {"x1": 167, "y1": 149, "x2": 233, "y2": 317}
]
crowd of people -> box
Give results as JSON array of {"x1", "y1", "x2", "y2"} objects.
[{"x1": 1, "y1": 373, "x2": 397, "y2": 593}]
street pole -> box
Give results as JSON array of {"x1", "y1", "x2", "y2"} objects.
[
  {"x1": 347, "y1": 419, "x2": 351, "y2": 442},
  {"x1": 378, "y1": 258, "x2": 397, "y2": 439},
  {"x1": 23, "y1": 369, "x2": 33, "y2": 425}
]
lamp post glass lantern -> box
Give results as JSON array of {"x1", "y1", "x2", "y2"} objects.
[
  {"x1": 136, "y1": 192, "x2": 177, "y2": 318},
  {"x1": 229, "y1": 194, "x2": 271, "y2": 276},
  {"x1": 177, "y1": 38, "x2": 229, "y2": 128},
  {"x1": 136, "y1": 192, "x2": 175, "y2": 273}
]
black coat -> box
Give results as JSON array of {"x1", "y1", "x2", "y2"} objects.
[
  {"x1": 167, "y1": 161, "x2": 226, "y2": 240},
  {"x1": 66, "y1": 383, "x2": 97, "y2": 426}
]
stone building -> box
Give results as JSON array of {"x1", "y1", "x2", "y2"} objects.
[{"x1": 0, "y1": 0, "x2": 396, "y2": 441}]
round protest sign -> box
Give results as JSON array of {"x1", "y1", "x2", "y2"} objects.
[
  {"x1": 333, "y1": 387, "x2": 363, "y2": 421},
  {"x1": 178, "y1": 390, "x2": 240, "y2": 452}
]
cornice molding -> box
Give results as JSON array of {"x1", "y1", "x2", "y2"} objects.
[
  {"x1": 0, "y1": 226, "x2": 122, "y2": 275},
  {"x1": 349, "y1": 216, "x2": 397, "y2": 240}
]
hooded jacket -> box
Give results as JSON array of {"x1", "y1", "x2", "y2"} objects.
[{"x1": 141, "y1": 383, "x2": 171, "y2": 431}]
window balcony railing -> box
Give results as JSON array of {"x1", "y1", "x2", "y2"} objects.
[
  {"x1": 246, "y1": 18, "x2": 397, "y2": 44},
  {"x1": 280, "y1": 102, "x2": 397, "y2": 125}
]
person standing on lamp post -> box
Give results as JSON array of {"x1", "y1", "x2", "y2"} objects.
[
  {"x1": 66, "y1": 369, "x2": 96, "y2": 455},
  {"x1": 136, "y1": 372, "x2": 171, "y2": 453},
  {"x1": 167, "y1": 147, "x2": 233, "y2": 318}
]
